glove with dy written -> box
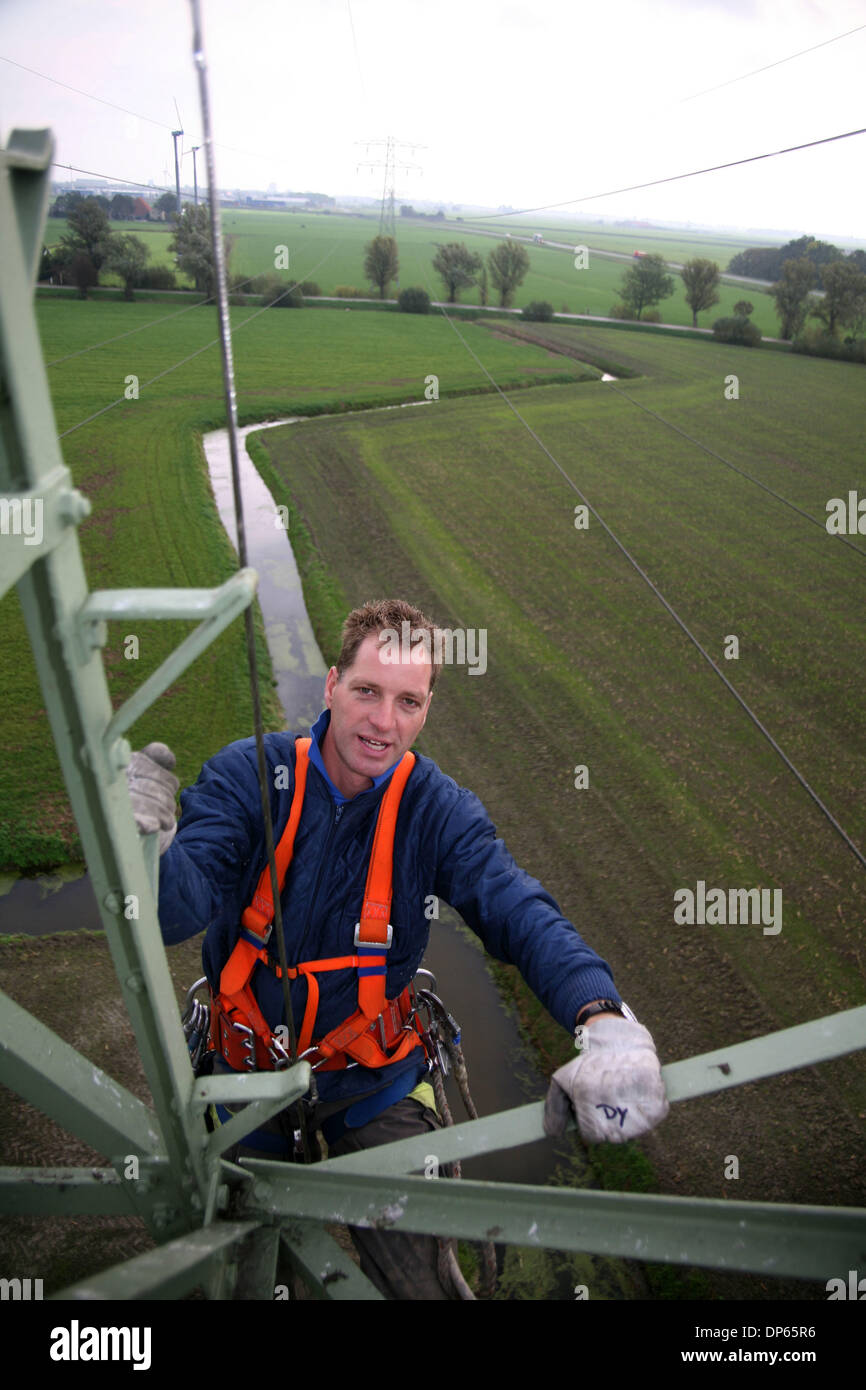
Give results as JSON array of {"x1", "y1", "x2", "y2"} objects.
[
  {"x1": 543, "y1": 1014, "x2": 669, "y2": 1144},
  {"x1": 126, "y1": 742, "x2": 179, "y2": 856}
]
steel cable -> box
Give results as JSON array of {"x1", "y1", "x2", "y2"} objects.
[{"x1": 189, "y1": 0, "x2": 309, "y2": 1159}]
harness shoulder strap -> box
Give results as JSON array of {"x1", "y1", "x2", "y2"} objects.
[
  {"x1": 356, "y1": 750, "x2": 416, "y2": 946},
  {"x1": 354, "y1": 751, "x2": 415, "y2": 1021},
  {"x1": 241, "y1": 736, "x2": 312, "y2": 939},
  {"x1": 218, "y1": 738, "x2": 311, "y2": 1002}
]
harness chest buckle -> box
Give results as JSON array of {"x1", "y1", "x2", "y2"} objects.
[{"x1": 354, "y1": 921, "x2": 393, "y2": 948}]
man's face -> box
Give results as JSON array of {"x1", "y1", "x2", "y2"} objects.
[{"x1": 322, "y1": 630, "x2": 433, "y2": 797}]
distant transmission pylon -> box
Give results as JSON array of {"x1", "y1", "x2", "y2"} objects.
[{"x1": 356, "y1": 135, "x2": 423, "y2": 239}]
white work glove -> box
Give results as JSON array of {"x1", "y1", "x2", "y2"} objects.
[
  {"x1": 543, "y1": 1014, "x2": 669, "y2": 1144},
  {"x1": 126, "y1": 742, "x2": 179, "y2": 855}
]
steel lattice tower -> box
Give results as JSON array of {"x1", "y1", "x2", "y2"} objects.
[{"x1": 356, "y1": 135, "x2": 423, "y2": 238}]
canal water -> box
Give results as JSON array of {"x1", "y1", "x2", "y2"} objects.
[{"x1": 0, "y1": 418, "x2": 564, "y2": 1186}]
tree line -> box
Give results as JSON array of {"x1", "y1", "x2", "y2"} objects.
[
  {"x1": 727, "y1": 235, "x2": 866, "y2": 288},
  {"x1": 50, "y1": 189, "x2": 179, "y2": 222},
  {"x1": 364, "y1": 233, "x2": 866, "y2": 349},
  {"x1": 40, "y1": 197, "x2": 221, "y2": 300},
  {"x1": 363, "y1": 234, "x2": 534, "y2": 309}
]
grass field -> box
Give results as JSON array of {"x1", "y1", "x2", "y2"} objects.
[
  {"x1": 42, "y1": 216, "x2": 177, "y2": 267},
  {"x1": 465, "y1": 215, "x2": 784, "y2": 264},
  {"x1": 45, "y1": 209, "x2": 784, "y2": 333}
]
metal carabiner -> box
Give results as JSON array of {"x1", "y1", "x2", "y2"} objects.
[
  {"x1": 183, "y1": 976, "x2": 209, "y2": 1013},
  {"x1": 268, "y1": 1035, "x2": 291, "y2": 1070}
]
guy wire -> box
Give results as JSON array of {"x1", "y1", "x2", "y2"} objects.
[{"x1": 188, "y1": 0, "x2": 309, "y2": 1157}]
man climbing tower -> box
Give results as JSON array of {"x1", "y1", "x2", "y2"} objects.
[{"x1": 127, "y1": 596, "x2": 669, "y2": 1298}]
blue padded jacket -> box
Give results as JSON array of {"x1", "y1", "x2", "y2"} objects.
[{"x1": 158, "y1": 710, "x2": 621, "y2": 1109}]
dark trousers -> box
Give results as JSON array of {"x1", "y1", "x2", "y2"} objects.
[
  {"x1": 222, "y1": 1092, "x2": 453, "y2": 1300},
  {"x1": 329, "y1": 1097, "x2": 452, "y2": 1300}
]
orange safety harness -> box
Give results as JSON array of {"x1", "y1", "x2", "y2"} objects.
[{"x1": 208, "y1": 737, "x2": 426, "y2": 1074}]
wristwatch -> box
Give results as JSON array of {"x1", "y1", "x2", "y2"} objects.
[{"x1": 575, "y1": 998, "x2": 637, "y2": 1029}]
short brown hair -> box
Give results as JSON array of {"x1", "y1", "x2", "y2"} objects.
[{"x1": 335, "y1": 598, "x2": 442, "y2": 691}]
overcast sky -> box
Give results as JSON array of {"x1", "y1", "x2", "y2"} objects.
[{"x1": 2, "y1": 0, "x2": 865, "y2": 240}]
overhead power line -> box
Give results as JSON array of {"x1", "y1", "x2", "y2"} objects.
[
  {"x1": 3, "y1": 53, "x2": 262, "y2": 173},
  {"x1": 475, "y1": 125, "x2": 866, "y2": 221},
  {"x1": 45, "y1": 281, "x2": 260, "y2": 367},
  {"x1": 677, "y1": 22, "x2": 866, "y2": 106},
  {"x1": 345, "y1": 0, "x2": 368, "y2": 106},
  {"x1": 597, "y1": 377, "x2": 866, "y2": 562},
  {"x1": 0, "y1": 54, "x2": 172, "y2": 129},
  {"x1": 51, "y1": 161, "x2": 176, "y2": 195}
]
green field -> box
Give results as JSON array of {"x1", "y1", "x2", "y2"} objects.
[
  {"x1": 217, "y1": 210, "x2": 783, "y2": 333},
  {"x1": 45, "y1": 208, "x2": 784, "y2": 333},
  {"x1": 42, "y1": 216, "x2": 177, "y2": 266},
  {"x1": 465, "y1": 214, "x2": 782, "y2": 264}
]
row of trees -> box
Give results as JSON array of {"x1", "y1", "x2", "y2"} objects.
[
  {"x1": 727, "y1": 235, "x2": 866, "y2": 289},
  {"x1": 42, "y1": 197, "x2": 148, "y2": 298},
  {"x1": 42, "y1": 197, "x2": 219, "y2": 299},
  {"x1": 363, "y1": 239, "x2": 736, "y2": 325},
  {"x1": 49, "y1": 189, "x2": 178, "y2": 222},
  {"x1": 615, "y1": 252, "x2": 866, "y2": 343},
  {"x1": 769, "y1": 257, "x2": 866, "y2": 340},
  {"x1": 613, "y1": 254, "x2": 717, "y2": 325},
  {"x1": 363, "y1": 235, "x2": 534, "y2": 306}
]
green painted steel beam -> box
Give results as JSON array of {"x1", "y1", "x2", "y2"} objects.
[
  {"x1": 0, "y1": 469, "x2": 90, "y2": 601},
  {"x1": 59, "y1": 1221, "x2": 258, "y2": 1301},
  {"x1": 0, "y1": 128, "x2": 265, "y2": 1222},
  {"x1": 1, "y1": 130, "x2": 209, "y2": 1209},
  {"x1": 195, "y1": 1064, "x2": 312, "y2": 1157},
  {"x1": 0, "y1": 989, "x2": 164, "y2": 1158},
  {"x1": 0, "y1": 1167, "x2": 133, "y2": 1216},
  {"x1": 83, "y1": 574, "x2": 258, "y2": 622},
  {"x1": 192, "y1": 1065, "x2": 313, "y2": 1110},
  {"x1": 278, "y1": 1222, "x2": 384, "y2": 1300},
  {"x1": 82, "y1": 570, "x2": 259, "y2": 741},
  {"x1": 231, "y1": 1225, "x2": 281, "y2": 1300},
  {"x1": 661, "y1": 1003, "x2": 866, "y2": 1101},
  {"x1": 327, "y1": 1101, "x2": 548, "y2": 1176},
  {"x1": 5, "y1": 128, "x2": 53, "y2": 283},
  {"x1": 246, "y1": 1166, "x2": 866, "y2": 1282},
  {"x1": 323, "y1": 1005, "x2": 866, "y2": 1176}
]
